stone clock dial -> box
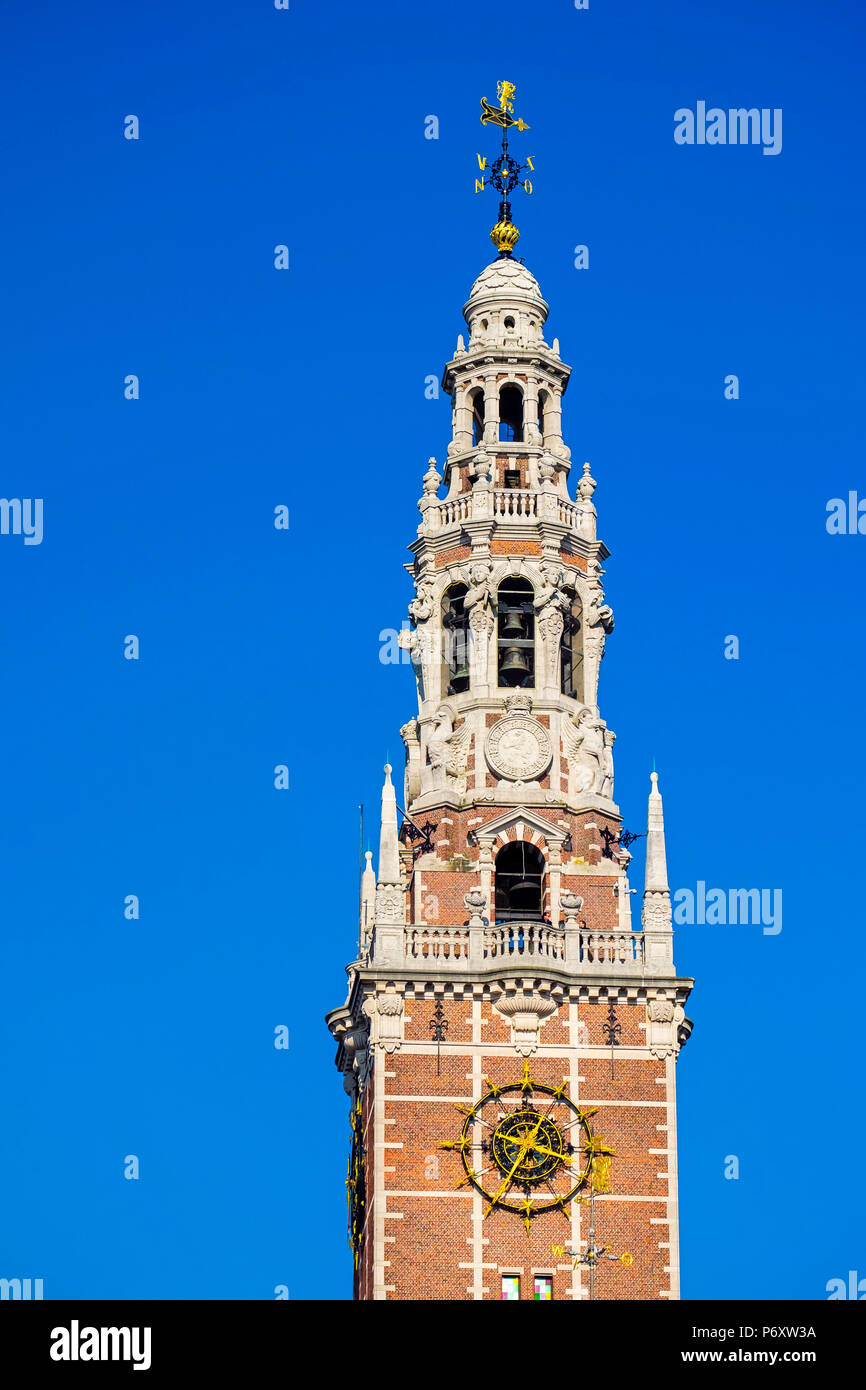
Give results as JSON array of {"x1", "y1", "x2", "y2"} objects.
[{"x1": 486, "y1": 713, "x2": 552, "y2": 782}]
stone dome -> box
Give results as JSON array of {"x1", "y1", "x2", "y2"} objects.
[
  {"x1": 466, "y1": 257, "x2": 545, "y2": 309},
  {"x1": 462, "y1": 257, "x2": 549, "y2": 349}
]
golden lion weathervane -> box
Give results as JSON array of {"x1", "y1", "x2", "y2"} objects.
[{"x1": 476, "y1": 80, "x2": 534, "y2": 255}]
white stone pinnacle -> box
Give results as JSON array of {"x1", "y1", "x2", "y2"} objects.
[
  {"x1": 360, "y1": 849, "x2": 376, "y2": 927},
  {"x1": 376, "y1": 763, "x2": 401, "y2": 888},
  {"x1": 644, "y1": 769, "x2": 669, "y2": 894}
]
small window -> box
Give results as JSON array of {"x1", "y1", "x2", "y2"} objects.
[
  {"x1": 534, "y1": 1276, "x2": 553, "y2": 1301},
  {"x1": 560, "y1": 593, "x2": 584, "y2": 700},
  {"x1": 504, "y1": 469, "x2": 521, "y2": 489},
  {"x1": 501, "y1": 1275, "x2": 520, "y2": 1301},
  {"x1": 441, "y1": 584, "x2": 469, "y2": 695},
  {"x1": 504, "y1": 315, "x2": 515, "y2": 329},
  {"x1": 495, "y1": 841, "x2": 545, "y2": 922}
]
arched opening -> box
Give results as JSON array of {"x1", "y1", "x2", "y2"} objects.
[
  {"x1": 494, "y1": 841, "x2": 545, "y2": 922},
  {"x1": 498, "y1": 384, "x2": 524, "y2": 443},
  {"x1": 560, "y1": 593, "x2": 584, "y2": 700},
  {"x1": 497, "y1": 577, "x2": 535, "y2": 688},
  {"x1": 470, "y1": 390, "x2": 485, "y2": 446},
  {"x1": 441, "y1": 583, "x2": 469, "y2": 695}
]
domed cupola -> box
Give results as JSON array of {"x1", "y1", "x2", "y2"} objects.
[{"x1": 462, "y1": 258, "x2": 549, "y2": 351}]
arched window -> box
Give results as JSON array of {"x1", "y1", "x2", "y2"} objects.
[
  {"x1": 441, "y1": 583, "x2": 469, "y2": 695},
  {"x1": 498, "y1": 384, "x2": 524, "y2": 443},
  {"x1": 537, "y1": 389, "x2": 549, "y2": 443},
  {"x1": 470, "y1": 390, "x2": 485, "y2": 446},
  {"x1": 494, "y1": 841, "x2": 545, "y2": 921},
  {"x1": 560, "y1": 593, "x2": 584, "y2": 699},
  {"x1": 497, "y1": 577, "x2": 534, "y2": 688}
]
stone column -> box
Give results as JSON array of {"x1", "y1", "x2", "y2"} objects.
[
  {"x1": 547, "y1": 845, "x2": 562, "y2": 926},
  {"x1": 453, "y1": 386, "x2": 474, "y2": 452},
  {"x1": 524, "y1": 375, "x2": 541, "y2": 445},
  {"x1": 561, "y1": 891, "x2": 583, "y2": 969},
  {"x1": 482, "y1": 372, "x2": 499, "y2": 446}
]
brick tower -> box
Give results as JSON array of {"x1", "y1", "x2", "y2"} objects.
[{"x1": 327, "y1": 209, "x2": 694, "y2": 1302}]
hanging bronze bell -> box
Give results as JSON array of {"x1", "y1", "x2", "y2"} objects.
[
  {"x1": 449, "y1": 661, "x2": 470, "y2": 692},
  {"x1": 508, "y1": 879, "x2": 542, "y2": 910},
  {"x1": 501, "y1": 607, "x2": 526, "y2": 638},
  {"x1": 499, "y1": 646, "x2": 531, "y2": 683}
]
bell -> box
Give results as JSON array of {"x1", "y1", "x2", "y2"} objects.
[
  {"x1": 501, "y1": 608, "x2": 526, "y2": 638},
  {"x1": 448, "y1": 662, "x2": 469, "y2": 694},
  {"x1": 499, "y1": 646, "x2": 531, "y2": 685},
  {"x1": 508, "y1": 880, "x2": 541, "y2": 911}
]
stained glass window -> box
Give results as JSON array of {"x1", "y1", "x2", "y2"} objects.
[
  {"x1": 501, "y1": 1274, "x2": 520, "y2": 1301},
  {"x1": 534, "y1": 1275, "x2": 553, "y2": 1301}
]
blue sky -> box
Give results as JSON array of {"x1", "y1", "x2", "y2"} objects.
[{"x1": 0, "y1": 0, "x2": 864, "y2": 1300}]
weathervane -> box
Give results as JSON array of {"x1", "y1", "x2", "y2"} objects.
[{"x1": 476, "y1": 80, "x2": 534, "y2": 256}]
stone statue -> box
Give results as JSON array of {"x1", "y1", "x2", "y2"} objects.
[
  {"x1": 533, "y1": 564, "x2": 571, "y2": 688},
  {"x1": 408, "y1": 575, "x2": 435, "y2": 626},
  {"x1": 562, "y1": 706, "x2": 606, "y2": 797},
  {"x1": 463, "y1": 560, "x2": 493, "y2": 622},
  {"x1": 424, "y1": 705, "x2": 472, "y2": 797}
]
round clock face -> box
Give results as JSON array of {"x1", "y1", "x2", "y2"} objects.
[
  {"x1": 439, "y1": 1062, "x2": 614, "y2": 1230},
  {"x1": 491, "y1": 1109, "x2": 565, "y2": 1184}
]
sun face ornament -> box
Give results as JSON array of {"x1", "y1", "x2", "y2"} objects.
[{"x1": 439, "y1": 1061, "x2": 615, "y2": 1232}]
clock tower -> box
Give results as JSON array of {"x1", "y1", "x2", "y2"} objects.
[{"x1": 327, "y1": 84, "x2": 693, "y2": 1301}]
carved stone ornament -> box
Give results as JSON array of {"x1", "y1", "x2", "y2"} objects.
[
  {"x1": 463, "y1": 888, "x2": 487, "y2": 925},
  {"x1": 363, "y1": 987, "x2": 405, "y2": 1054},
  {"x1": 493, "y1": 992, "x2": 557, "y2": 1056},
  {"x1": 642, "y1": 892, "x2": 672, "y2": 932},
  {"x1": 647, "y1": 998, "x2": 675, "y2": 1023},
  {"x1": 375, "y1": 885, "x2": 404, "y2": 926},
  {"x1": 485, "y1": 700, "x2": 552, "y2": 783},
  {"x1": 646, "y1": 994, "x2": 686, "y2": 1058},
  {"x1": 560, "y1": 891, "x2": 584, "y2": 927}
]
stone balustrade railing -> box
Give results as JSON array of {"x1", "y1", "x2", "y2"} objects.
[
  {"x1": 377, "y1": 922, "x2": 647, "y2": 975},
  {"x1": 483, "y1": 922, "x2": 566, "y2": 962},
  {"x1": 492, "y1": 489, "x2": 537, "y2": 520},
  {"x1": 422, "y1": 488, "x2": 589, "y2": 536}
]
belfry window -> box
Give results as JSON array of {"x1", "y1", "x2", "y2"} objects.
[
  {"x1": 498, "y1": 385, "x2": 524, "y2": 443},
  {"x1": 560, "y1": 594, "x2": 584, "y2": 700},
  {"x1": 471, "y1": 390, "x2": 485, "y2": 446},
  {"x1": 497, "y1": 578, "x2": 534, "y2": 688},
  {"x1": 441, "y1": 583, "x2": 469, "y2": 695},
  {"x1": 494, "y1": 841, "x2": 545, "y2": 922}
]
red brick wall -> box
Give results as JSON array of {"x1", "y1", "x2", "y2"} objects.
[{"x1": 365, "y1": 999, "x2": 674, "y2": 1300}]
